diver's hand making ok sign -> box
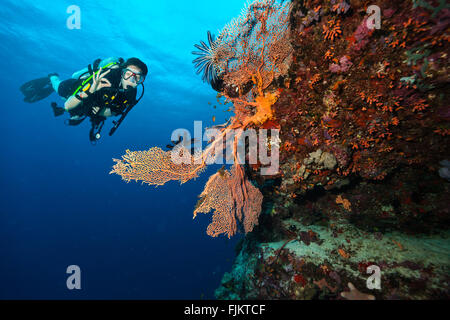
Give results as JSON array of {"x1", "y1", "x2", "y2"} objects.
[{"x1": 89, "y1": 68, "x2": 111, "y2": 94}]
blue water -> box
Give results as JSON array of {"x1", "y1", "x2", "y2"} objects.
[{"x1": 0, "y1": 0, "x2": 244, "y2": 299}]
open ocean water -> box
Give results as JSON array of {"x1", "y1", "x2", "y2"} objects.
[{"x1": 0, "y1": 0, "x2": 244, "y2": 299}]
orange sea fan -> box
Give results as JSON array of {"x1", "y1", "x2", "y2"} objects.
[
  {"x1": 110, "y1": 147, "x2": 206, "y2": 186},
  {"x1": 194, "y1": 164, "x2": 263, "y2": 238}
]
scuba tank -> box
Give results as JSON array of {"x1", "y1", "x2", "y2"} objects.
[{"x1": 71, "y1": 57, "x2": 123, "y2": 80}]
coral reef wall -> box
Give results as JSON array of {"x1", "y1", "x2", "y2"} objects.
[{"x1": 215, "y1": 0, "x2": 449, "y2": 300}]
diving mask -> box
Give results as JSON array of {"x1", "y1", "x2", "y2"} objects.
[{"x1": 121, "y1": 68, "x2": 146, "y2": 84}]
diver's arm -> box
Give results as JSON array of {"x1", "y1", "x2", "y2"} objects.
[{"x1": 64, "y1": 68, "x2": 112, "y2": 111}]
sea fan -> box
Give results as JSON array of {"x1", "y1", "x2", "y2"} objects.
[{"x1": 192, "y1": 31, "x2": 221, "y2": 85}]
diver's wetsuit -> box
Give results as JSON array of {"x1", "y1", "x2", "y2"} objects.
[{"x1": 57, "y1": 67, "x2": 137, "y2": 118}]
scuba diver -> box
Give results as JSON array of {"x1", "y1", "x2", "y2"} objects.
[{"x1": 19, "y1": 57, "x2": 148, "y2": 143}]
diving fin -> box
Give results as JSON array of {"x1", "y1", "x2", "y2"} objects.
[{"x1": 20, "y1": 76, "x2": 55, "y2": 103}]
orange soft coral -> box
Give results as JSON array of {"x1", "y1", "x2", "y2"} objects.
[
  {"x1": 244, "y1": 91, "x2": 279, "y2": 126},
  {"x1": 323, "y1": 19, "x2": 342, "y2": 41}
]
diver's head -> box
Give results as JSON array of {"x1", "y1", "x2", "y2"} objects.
[{"x1": 120, "y1": 57, "x2": 148, "y2": 89}]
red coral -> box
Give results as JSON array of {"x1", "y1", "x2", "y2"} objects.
[{"x1": 293, "y1": 274, "x2": 307, "y2": 286}]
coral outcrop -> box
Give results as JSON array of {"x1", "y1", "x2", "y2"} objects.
[{"x1": 214, "y1": 0, "x2": 449, "y2": 300}]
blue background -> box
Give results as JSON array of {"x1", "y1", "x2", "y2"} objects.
[{"x1": 0, "y1": 0, "x2": 244, "y2": 299}]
